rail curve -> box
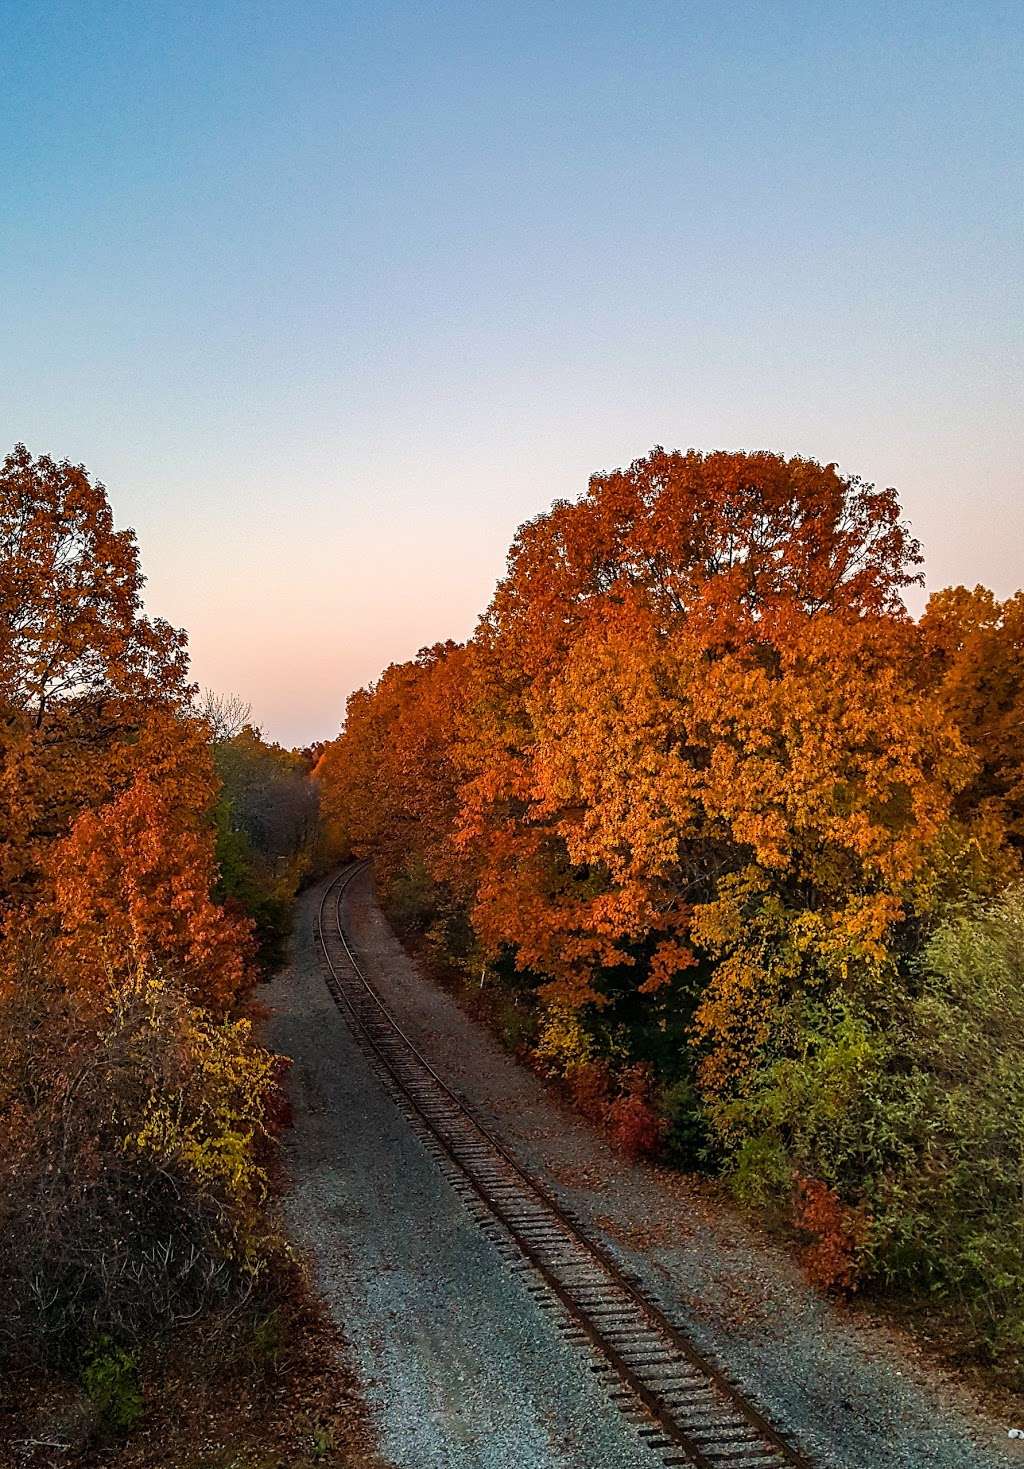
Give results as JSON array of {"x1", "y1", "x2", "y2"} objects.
[{"x1": 317, "y1": 862, "x2": 816, "y2": 1469}]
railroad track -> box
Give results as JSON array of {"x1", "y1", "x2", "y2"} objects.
[{"x1": 317, "y1": 863, "x2": 816, "y2": 1469}]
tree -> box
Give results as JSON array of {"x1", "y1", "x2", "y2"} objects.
[
  {"x1": 480, "y1": 447, "x2": 921, "y2": 679},
  {"x1": 0, "y1": 446, "x2": 271, "y2": 1382},
  {"x1": 0, "y1": 447, "x2": 192, "y2": 908},
  {"x1": 919, "y1": 585, "x2": 1024, "y2": 848},
  {"x1": 195, "y1": 688, "x2": 252, "y2": 744},
  {"x1": 0, "y1": 444, "x2": 188, "y2": 724},
  {"x1": 315, "y1": 446, "x2": 1024, "y2": 1361},
  {"x1": 317, "y1": 642, "x2": 469, "y2": 897},
  {"x1": 456, "y1": 450, "x2": 931, "y2": 1008},
  {"x1": 212, "y1": 721, "x2": 321, "y2": 964},
  {"x1": 45, "y1": 712, "x2": 252, "y2": 1010}
]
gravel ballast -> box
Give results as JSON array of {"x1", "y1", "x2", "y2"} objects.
[
  {"x1": 260, "y1": 876, "x2": 668, "y2": 1469},
  {"x1": 329, "y1": 864, "x2": 1023, "y2": 1469}
]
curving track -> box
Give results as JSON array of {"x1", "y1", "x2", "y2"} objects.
[{"x1": 317, "y1": 863, "x2": 816, "y2": 1469}]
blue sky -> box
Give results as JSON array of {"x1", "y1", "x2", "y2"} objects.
[{"x1": 2, "y1": 1, "x2": 1021, "y2": 743}]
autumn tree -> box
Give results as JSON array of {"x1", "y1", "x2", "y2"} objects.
[
  {"x1": 0, "y1": 444, "x2": 188, "y2": 722},
  {"x1": 45, "y1": 712, "x2": 251, "y2": 1009},
  {"x1": 317, "y1": 445, "x2": 1024, "y2": 1359},
  {"x1": 457, "y1": 451, "x2": 933, "y2": 1007},
  {"x1": 0, "y1": 447, "x2": 270, "y2": 1374},
  {"x1": 919, "y1": 585, "x2": 1024, "y2": 849},
  {"x1": 0, "y1": 445, "x2": 254, "y2": 1006},
  {"x1": 480, "y1": 447, "x2": 921, "y2": 678},
  {"x1": 317, "y1": 642, "x2": 469, "y2": 892},
  {"x1": 0, "y1": 446, "x2": 191, "y2": 907}
]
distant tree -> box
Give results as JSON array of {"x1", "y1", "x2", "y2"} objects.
[
  {"x1": 209, "y1": 721, "x2": 320, "y2": 964},
  {"x1": 195, "y1": 688, "x2": 252, "y2": 744}
]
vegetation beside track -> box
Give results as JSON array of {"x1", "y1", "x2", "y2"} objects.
[
  {"x1": 0, "y1": 447, "x2": 369, "y2": 1464},
  {"x1": 317, "y1": 448, "x2": 1024, "y2": 1384}
]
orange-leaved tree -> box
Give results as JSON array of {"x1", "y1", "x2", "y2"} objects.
[
  {"x1": 456, "y1": 449, "x2": 932, "y2": 1010},
  {"x1": 0, "y1": 445, "x2": 251, "y2": 1008},
  {"x1": 0, "y1": 445, "x2": 189, "y2": 901},
  {"x1": 45, "y1": 711, "x2": 251, "y2": 1009},
  {"x1": 317, "y1": 642, "x2": 470, "y2": 898},
  {"x1": 919, "y1": 585, "x2": 1024, "y2": 849},
  {"x1": 0, "y1": 447, "x2": 266, "y2": 1370}
]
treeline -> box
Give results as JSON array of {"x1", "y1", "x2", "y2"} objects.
[
  {"x1": 317, "y1": 448, "x2": 1024, "y2": 1371},
  {"x1": 203, "y1": 692, "x2": 321, "y2": 965},
  {"x1": 0, "y1": 446, "x2": 319, "y2": 1434}
]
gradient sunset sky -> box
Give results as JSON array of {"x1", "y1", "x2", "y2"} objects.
[{"x1": 2, "y1": 1, "x2": 1021, "y2": 746}]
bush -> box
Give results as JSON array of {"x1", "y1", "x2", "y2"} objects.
[
  {"x1": 658, "y1": 1077, "x2": 716, "y2": 1170},
  {"x1": 867, "y1": 888, "x2": 1024, "y2": 1353},
  {"x1": 569, "y1": 1059, "x2": 613, "y2": 1122},
  {"x1": 0, "y1": 955, "x2": 276, "y2": 1368},
  {"x1": 793, "y1": 1176, "x2": 867, "y2": 1294},
  {"x1": 81, "y1": 1338, "x2": 144, "y2": 1434},
  {"x1": 385, "y1": 857, "x2": 440, "y2": 936},
  {"x1": 606, "y1": 1065, "x2": 665, "y2": 1160},
  {"x1": 705, "y1": 888, "x2": 1024, "y2": 1361},
  {"x1": 490, "y1": 993, "x2": 540, "y2": 1056},
  {"x1": 534, "y1": 1002, "x2": 595, "y2": 1078}
]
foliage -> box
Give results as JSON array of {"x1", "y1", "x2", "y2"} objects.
[
  {"x1": 717, "y1": 889, "x2": 1024, "y2": 1349},
  {"x1": 81, "y1": 1339, "x2": 144, "y2": 1434},
  {"x1": 44, "y1": 711, "x2": 253, "y2": 1009},
  {"x1": 605, "y1": 1065, "x2": 665, "y2": 1160},
  {"x1": 793, "y1": 1178, "x2": 867, "y2": 1294},
  {"x1": 567, "y1": 1059, "x2": 613, "y2": 1122},
  {"x1": 534, "y1": 1002, "x2": 595, "y2": 1078},
  {"x1": 0, "y1": 447, "x2": 190, "y2": 912},
  {"x1": 210, "y1": 719, "x2": 320, "y2": 966},
  {"x1": 0, "y1": 443, "x2": 188, "y2": 726},
  {"x1": 657, "y1": 1077, "x2": 714, "y2": 1169},
  {"x1": 0, "y1": 956, "x2": 276, "y2": 1367},
  {"x1": 384, "y1": 855, "x2": 442, "y2": 936},
  {"x1": 919, "y1": 585, "x2": 1024, "y2": 847},
  {"x1": 874, "y1": 889, "x2": 1024, "y2": 1353},
  {"x1": 315, "y1": 443, "x2": 1024, "y2": 1366},
  {"x1": 0, "y1": 446, "x2": 285, "y2": 1406}
]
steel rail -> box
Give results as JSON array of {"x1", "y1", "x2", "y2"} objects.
[{"x1": 316, "y1": 862, "x2": 816, "y2": 1469}]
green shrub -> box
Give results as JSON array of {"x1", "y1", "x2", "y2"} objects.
[
  {"x1": 386, "y1": 857, "x2": 440, "y2": 935},
  {"x1": 81, "y1": 1338, "x2": 143, "y2": 1433},
  {"x1": 658, "y1": 1077, "x2": 716, "y2": 1170},
  {"x1": 867, "y1": 887, "x2": 1024, "y2": 1354},
  {"x1": 707, "y1": 888, "x2": 1024, "y2": 1364},
  {"x1": 730, "y1": 1133, "x2": 794, "y2": 1214},
  {"x1": 495, "y1": 996, "x2": 540, "y2": 1054}
]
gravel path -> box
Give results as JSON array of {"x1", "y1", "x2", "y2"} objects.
[
  {"x1": 260, "y1": 875, "x2": 669, "y2": 1469},
  {"x1": 335, "y1": 865, "x2": 1023, "y2": 1469}
]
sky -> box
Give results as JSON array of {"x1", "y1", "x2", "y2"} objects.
[{"x1": 1, "y1": 1, "x2": 1021, "y2": 746}]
